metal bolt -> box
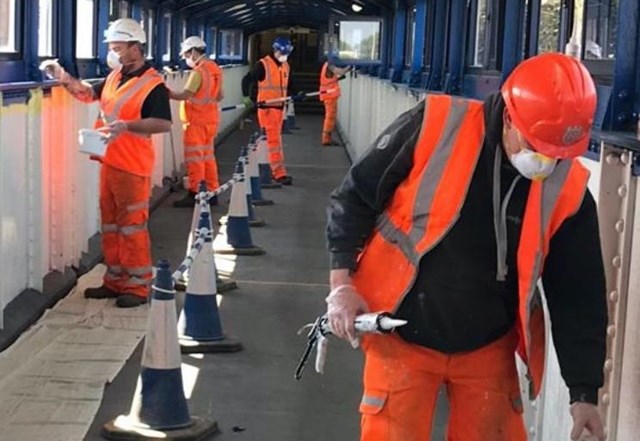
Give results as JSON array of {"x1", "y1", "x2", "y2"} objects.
[
  {"x1": 529, "y1": 427, "x2": 536, "y2": 435},
  {"x1": 615, "y1": 219, "x2": 625, "y2": 233},
  {"x1": 606, "y1": 153, "x2": 619, "y2": 165},
  {"x1": 619, "y1": 185, "x2": 628, "y2": 198},
  {"x1": 604, "y1": 359, "x2": 614, "y2": 372},
  {"x1": 607, "y1": 325, "x2": 617, "y2": 337},
  {"x1": 609, "y1": 290, "x2": 619, "y2": 302},
  {"x1": 620, "y1": 152, "x2": 630, "y2": 165},
  {"x1": 612, "y1": 256, "x2": 622, "y2": 268}
]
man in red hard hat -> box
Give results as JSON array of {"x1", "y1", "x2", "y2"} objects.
[{"x1": 326, "y1": 53, "x2": 607, "y2": 441}]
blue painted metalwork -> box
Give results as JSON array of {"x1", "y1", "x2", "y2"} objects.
[
  {"x1": 445, "y1": 0, "x2": 467, "y2": 95},
  {"x1": 604, "y1": 0, "x2": 639, "y2": 132},
  {"x1": 426, "y1": 0, "x2": 447, "y2": 90},
  {"x1": 391, "y1": 1, "x2": 407, "y2": 83},
  {"x1": 410, "y1": 0, "x2": 427, "y2": 87},
  {"x1": 501, "y1": 0, "x2": 524, "y2": 80}
]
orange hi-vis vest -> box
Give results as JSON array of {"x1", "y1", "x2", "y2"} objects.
[
  {"x1": 181, "y1": 59, "x2": 221, "y2": 125},
  {"x1": 353, "y1": 95, "x2": 590, "y2": 399},
  {"x1": 257, "y1": 55, "x2": 289, "y2": 106},
  {"x1": 97, "y1": 66, "x2": 164, "y2": 177},
  {"x1": 319, "y1": 61, "x2": 340, "y2": 101}
]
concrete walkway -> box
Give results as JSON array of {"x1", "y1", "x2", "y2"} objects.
[{"x1": 83, "y1": 115, "x2": 367, "y2": 441}]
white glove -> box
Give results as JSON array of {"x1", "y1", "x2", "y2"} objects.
[
  {"x1": 39, "y1": 59, "x2": 66, "y2": 81},
  {"x1": 326, "y1": 284, "x2": 369, "y2": 348}
]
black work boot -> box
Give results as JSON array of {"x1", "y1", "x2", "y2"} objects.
[
  {"x1": 276, "y1": 175, "x2": 293, "y2": 186},
  {"x1": 84, "y1": 285, "x2": 119, "y2": 299},
  {"x1": 116, "y1": 294, "x2": 148, "y2": 308},
  {"x1": 173, "y1": 191, "x2": 197, "y2": 208}
]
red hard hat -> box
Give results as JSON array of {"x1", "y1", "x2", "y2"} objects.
[{"x1": 501, "y1": 53, "x2": 597, "y2": 159}]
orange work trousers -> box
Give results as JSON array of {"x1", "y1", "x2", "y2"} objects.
[
  {"x1": 100, "y1": 165, "x2": 153, "y2": 298},
  {"x1": 257, "y1": 107, "x2": 287, "y2": 179},
  {"x1": 183, "y1": 123, "x2": 219, "y2": 192},
  {"x1": 359, "y1": 330, "x2": 526, "y2": 441},
  {"x1": 322, "y1": 99, "x2": 338, "y2": 143}
]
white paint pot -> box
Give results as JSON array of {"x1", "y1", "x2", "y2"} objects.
[{"x1": 78, "y1": 129, "x2": 108, "y2": 157}]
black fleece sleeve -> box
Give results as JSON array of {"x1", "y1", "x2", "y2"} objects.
[
  {"x1": 241, "y1": 62, "x2": 265, "y2": 97},
  {"x1": 326, "y1": 101, "x2": 425, "y2": 270},
  {"x1": 542, "y1": 189, "x2": 608, "y2": 405}
]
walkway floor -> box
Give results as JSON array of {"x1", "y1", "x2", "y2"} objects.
[{"x1": 82, "y1": 115, "x2": 370, "y2": 441}]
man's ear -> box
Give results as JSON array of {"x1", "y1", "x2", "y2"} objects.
[{"x1": 503, "y1": 108, "x2": 512, "y2": 129}]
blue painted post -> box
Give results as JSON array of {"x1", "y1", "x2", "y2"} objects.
[
  {"x1": 59, "y1": 0, "x2": 75, "y2": 76},
  {"x1": 607, "y1": 0, "x2": 639, "y2": 131},
  {"x1": 391, "y1": 1, "x2": 407, "y2": 82},
  {"x1": 24, "y1": 0, "x2": 39, "y2": 81},
  {"x1": 527, "y1": 0, "x2": 541, "y2": 59},
  {"x1": 501, "y1": 0, "x2": 524, "y2": 81},
  {"x1": 427, "y1": 0, "x2": 448, "y2": 90},
  {"x1": 446, "y1": 0, "x2": 467, "y2": 95},
  {"x1": 410, "y1": 0, "x2": 427, "y2": 87},
  {"x1": 96, "y1": 0, "x2": 111, "y2": 77}
]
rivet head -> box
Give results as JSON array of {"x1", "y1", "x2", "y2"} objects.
[
  {"x1": 619, "y1": 185, "x2": 628, "y2": 198},
  {"x1": 529, "y1": 427, "x2": 536, "y2": 435},
  {"x1": 620, "y1": 152, "x2": 630, "y2": 165},
  {"x1": 609, "y1": 291, "x2": 619, "y2": 302},
  {"x1": 604, "y1": 359, "x2": 614, "y2": 371},
  {"x1": 615, "y1": 219, "x2": 625, "y2": 233},
  {"x1": 606, "y1": 154, "x2": 619, "y2": 165},
  {"x1": 602, "y1": 393, "x2": 611, "y2": 405},
  {"x1": 607, "y1": 325, "x2": 617, "y2": 337},
  {"x1": 612, "y1": 256, "x2": 622, "y2": 268}
]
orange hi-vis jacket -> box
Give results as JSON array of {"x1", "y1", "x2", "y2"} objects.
[
  {"x1": 97, "y1": 66, "x2": 164, "y2": 177},
  {"x1": 181, "y1": 59, "x2": 222, "y2": 126},
  {"x1": 353, "y1": 94, "x2": 590, "y2": 399},
  {"x1": 257, "y1": 55, "x2": 289, "y2": 105},
  {"x1": 319, "y1": 61, "x2": 340, "y2": 101}
]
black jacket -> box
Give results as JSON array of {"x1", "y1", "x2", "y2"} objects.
[{"x1": 326, "y1": 94, "x2": 607, "y2": 405}]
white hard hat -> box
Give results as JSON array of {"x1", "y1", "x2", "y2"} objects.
[
  {"x1": 104, "y1": 18, "x2": 146, "y2": 44},
  {"x1": 180, "y1": 36, "x2": 207, "y2": 56}
]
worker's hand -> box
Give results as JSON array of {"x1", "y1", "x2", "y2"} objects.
[
  {"x1": 39, "y1": 59, "x2": 66, "y2": 81},
  {"x1": 98, "y1": 120, "x2": 129, "y2": 141},
  {"x1": 242, "y1": 96, "x2": 254, "y2": 109},
  {"x1": 326, "y1": 285, "x2": 369, "y2": 348},
  {"x1": 293, "y1": 91, "x2": 306, "y2": 101},
  {"x1": 570, "y1": 402, "x2": 606, "y2": 441}
]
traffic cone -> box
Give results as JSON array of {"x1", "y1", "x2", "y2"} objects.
[
  {"x1": 102, "y1": 260, "x2": 218, "y2": 440},
  {"x1": 214, "y1": 158, "x2": 265, "y2": 255},
  {"x1": 248, "y1": 133, "x2": 273, "y2": 206},
  {"x1": 287, "y1": 100, "x2": 300, "y2": 130},
  {"x1": 178, "y1": 211, "x2": 242, "y2": 353},
  {"x1": 258, "y1": 129, "x2": 281, "y2": 189},
  {"x1": 240, "y1": 145, "x2": 265, "y2": 227},
  {"x1": 281, "y1": 100, "x2": 292, "y2": 134},
  {"x1": 175, "y1": 181, "x2": 238, "y2": 293}
]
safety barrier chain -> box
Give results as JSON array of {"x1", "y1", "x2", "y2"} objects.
[{"x1": 167, "y1": 133, "x2": 262, "y2": 281}]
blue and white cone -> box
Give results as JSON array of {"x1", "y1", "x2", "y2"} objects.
[
  {"x1": 174, "y1": 181, "x2": 237, "y2": 293},
  {"x1": 258, "y1": 130, "x2": 281, "y2": 189},
  {"x1": 242, "y1": 146, "x2": 266, "y2": 227},
  {"x1": 287, "y1": 100, "x2": 299, "y2": 130},
  {"x1": 178, "y1": 212, "x2": 242, "y2": 353},
  {"x1": 102, "y1": 260, "x2": 218, "y2": 440},
  {"x1": 248, "y1": 134, "x2": 273, "y2": 206},
  {"x1": 214, "y1": 159, "x2": 265, "y2": 255}
]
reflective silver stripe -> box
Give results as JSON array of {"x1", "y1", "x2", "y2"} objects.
[
  {"x1": 375, "y1": 214, "x2": 419, "y2": 265},
  {"x1": 125, "y1": 266, "x2": 153, "y2": 276},
  {"x1": 105, "y1": 273, "x2": 121, "y2": 281},
  {"x1": 126, "y1": 276, "x2": 152, "y2": 286},
  {"x1": 121, "y1": 223, "x2": 148, "y2": 235},
  {"x1": 127, "y1": 201, "x2": 149, "y2": 212},
  {"x1": 102, "y1": 224, "x2": 118, "y2": 233},
  {"x1": 409, "y1": 98, "x2": 470, "y2": 246},
  {"x1": 185, "y1": 156, "x2": 205, "y2": 164},
  {"x1": 103, "y1": 71, "x2": 162, "y2": 123},
  {"x1": 107, "y1": 265, "x2": 123, "y2": 274},
  {"x1": 202, "y1": 154, "x2": 215, "y2": 161},
  {"x1": 259, "y1": 58, "x2": 287, "y2": 96},
  {"x1": 361, "y1": 395, "x2": 385, "y2": 408},
  {"x1": 541, "y1": 160, "x2": 572, "y2": 229},
  {"x1": 185, "y1": 145, "x2": 210, "y2": 152}
]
